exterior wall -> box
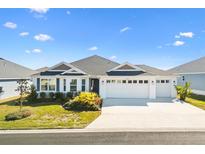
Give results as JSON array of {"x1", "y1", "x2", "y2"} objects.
[
  {"x1": 0, "y1": 79, "x2": 33, "y2": 100},
  {"x1": 0, "y1": 80, "x2": 19, "y2": 99},
  {"x1": 32, "y1": 76, "x2": 89, "y2": 94},
  {"x1": 177, "y1": 73, "x2": 205, "y2": 95}
]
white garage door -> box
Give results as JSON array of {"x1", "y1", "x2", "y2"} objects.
[
  {"x1": 156, "y1": 79, "x2": 171, "y2": 97},
  {"x1": 106, "y1": 79, "x2": 149, "y2": 98}
]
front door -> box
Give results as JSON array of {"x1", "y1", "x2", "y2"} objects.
[{"x1": 90, "y1": 78, "x2": 99, "y2": 94}]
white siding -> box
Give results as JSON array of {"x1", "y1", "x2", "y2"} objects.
[{"x1": 0, "y1": 80, "x2": 19, "y2": 99}]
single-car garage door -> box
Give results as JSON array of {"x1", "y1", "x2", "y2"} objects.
[
  {"x1": 106, "y1": 79, "x2": 149, "y2": 98},
  {"x1": 156, "y1": 79, "x2": 171, "y2": 97}
]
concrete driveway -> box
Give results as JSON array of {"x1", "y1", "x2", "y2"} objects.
[{"x1": 86, "y1": 98, "x2": 205, "y2": 130}]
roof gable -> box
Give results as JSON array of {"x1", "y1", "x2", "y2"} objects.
[
  {"x1": 46, "y1": 62, "x2": 86, "y2": 75},
  {"x1": 51, "y1": 64, "x2": 71, "y2": 71},
  {"x1": 108, "y1": 62, "x2": 145, "y2": 72}
]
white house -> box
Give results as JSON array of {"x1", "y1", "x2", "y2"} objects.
[
  {"x1": 0, "y1": 58, "x2": 36, "y2": 100},
  {"x1": 32, "y1": 55, "x2": 177, "y2": 99}
]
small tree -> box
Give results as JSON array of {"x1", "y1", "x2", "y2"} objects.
[
  {"x1": 27, "y1": 85, "x2": 38, "y2": 102},
  {"x1": 175, "y1": 82, "x2": 192, "y2": 101},
  {"x1": 16, "y1": 79, "x2": 30, "y2": 111}
]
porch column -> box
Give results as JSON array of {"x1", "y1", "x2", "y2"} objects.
[
  {"x1": 149, "y1": 77, "x2": 156, "y2": 99},
  {"x1": 67, "y1": 78, "x2": 70, "y2": 92},
  {"x1": 77, "y1": 78, "x2": 82, "y2": 92},
  {"x1": 171, "y1": 78, "x2": 177, "y2": 97},
  {"x1": 99, "y1": 78, "x2": 106, "y2": 98}
]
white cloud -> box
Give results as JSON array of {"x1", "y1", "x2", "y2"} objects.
[
  {"x1": 30, "y1": 8, "x2": 49, "y2": 14},
  {"x1": 109, "y1": 56, "x2": 117, "y2": 60},
  {"x1": 173, "y1": 41, "x2": 185, "y2": 46},
  {"x1": 179, "y1": 32, "x2": 194, "y2": 38},
  {"x1": 66, "y1": 10, "x2": 71, "y2": 15},
  {"x1": 25, "y1": 49, "x2": 42, "y2": 54},
  {"x1": 3, "y1": 22, "x2": 17, "y2": 29},
  {"x1": 32, "y1": 49, "x2": 42, "y2": 53},
  {"x1": 19, "y1": 32, "x2": 29, "y2": 37},
  {"x1": 175, "y1": 35, "x2": 180, "y2": 39},
  {"x1": 157, "y1": 46, "x2": 162, "y2": 49},
  {"x1": 34, "y1": 34, "x2": 53, "y2": 42},
  {"x1": 88, "y1": 46, "x2": 98, "y2": 51},
  {"x1": 120, "y1": 27, "x2": 131, "y2": 33}
]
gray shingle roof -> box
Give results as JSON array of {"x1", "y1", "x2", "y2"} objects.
[
  {"x1": 0, "y1": 58, "x2": 37, "y2": 79},
  {"x1": 71, "y1": 55, "x2": 120, "y2": 75},
  {"x1": 168, "y1": 56, "x2": 205, "y2": 74},
  {"x1": 136, "y1": 65, "x2": 172, "y2": 76}
]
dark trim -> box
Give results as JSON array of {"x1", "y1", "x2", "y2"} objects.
[
  {"x1": 36, "y1": 78, "x2": 40, "y2": 91},
  {"x1": 56, "y1": 78, "x2": 60, "y2": 92},
  {"x1": 107, "y1": 71, "x2": 145, "y2": 76}
]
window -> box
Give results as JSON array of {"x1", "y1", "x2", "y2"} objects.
[
  {"x1": 156, "y1": 80, "x2": 160, "y2": 83},
  {"x1": 107, "y1": 80, "x2": 110, "y2": 83},
  {"x1": 111, "y1": 80, "x2": 116, "y2": 83},
  {"x1": 144, "y1": 80, "x2": 148, "y2": 84},
  {"x1": 117, "y1": 80, "x2": 121, "y2": 83},
  {"x1": 82, "y1": 79, "x2": 86, "y2": 91},
  {"x1": 41, "y1": 79, "x2": 56, "y2": 91},
  {"x1": 161, "y1": 80, "x2": 165, "y2": 83},
  {"x1": 128, "y1": 80, "x2": 132, "y2": 84},
  {"x1": 139, "y1": 80, "x2": 143, "y2": 84},
  {"x1": 166, "y1": 80, "x2": 170, "y2": 83},
  {"x1": 63, "y1": 79, "x2": 66, "y2": 91},
  {"x1": 49, "y1": 79, "x2": 56, "y2": 91},
  {"x1": 70, "y1": 79, "x2": 77, "y2": 92},
  {"x1": 133, "y1": 80, "x2": 137, "y2": 84},
  {"x1": 41, "y1": 79, "x2": 48, "y2": 91},
  {"x1": 122, "y1": 80, "x2": 126, "y2": 83}
]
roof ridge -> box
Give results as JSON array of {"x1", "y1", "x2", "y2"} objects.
[{"x1": 71, "y1": 55, "x2": 120, "y2": 65}]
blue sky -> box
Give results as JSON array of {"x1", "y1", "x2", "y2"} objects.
[{"x1": 1, "y1": 8, "x2": 205, "y2": 70}]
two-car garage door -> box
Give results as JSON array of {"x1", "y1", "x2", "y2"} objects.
[
  {"x1": 106, "y1": 79, "x2": 149, "y2": 98},
  {"x1": 105, "y1": 79, "x2": 172, "y2": 98}
]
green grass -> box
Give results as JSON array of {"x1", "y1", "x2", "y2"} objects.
[
  {"x1": 0, "y1": 100, "x2": 100, "y2": 130},
  {"x1": 185, "y1": 93, "x2": 205, "y2": 110}
]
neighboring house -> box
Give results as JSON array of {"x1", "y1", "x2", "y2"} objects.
[
  {"x1": 168, "y1": 56, "x2": 205, "y2": 95},
  {"x1": 32, "y1": 55, "x2": 177, "y2": 99},
  {"x1": 0, "y1": 58, "x2": 36, "y2": 100}
]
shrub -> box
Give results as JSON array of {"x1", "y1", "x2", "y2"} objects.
[
  {"x1": 27, "y1": 85, "x2": 38, "y2": 102},
  {"x1": 63, "y1": 92, "x2": 102, "y2": 111},
  {"x1": 5, "y1": 109, "x2": 32, "y2": 121},
  {"x1": 55, "y1": 92, "x2": 64, "y2": 101},
  {"x1": 66, "y1": 92, "x2": 73, "y2": 99},
  {"x1": 49, "y1": 92, "x2": 55, "y2": 100},
  {"x1": 175, "y1": 82, "x2": 192, "y2": 101},
  {"x1": 40, "y1": 92, "x2": 46, "y2": 99}
]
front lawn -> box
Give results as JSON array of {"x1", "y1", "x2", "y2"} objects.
[
  {"x1": 185, "y1": 93, "x2": 205, "y2": 110},
  {"x1": 0, "y1": 101, "x2": 100, "y2": 129}
]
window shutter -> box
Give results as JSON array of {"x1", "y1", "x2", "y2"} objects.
[
  {"x1": 56, "y1": 78, "x2": 60, "y2": 92},
  {"x1": 37, "y1": 78, "x2": 40, "y2": 91}
]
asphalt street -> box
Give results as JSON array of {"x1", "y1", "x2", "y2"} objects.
[{"x1": 1, "y1": 131, "x2": 205, "y2": 145}]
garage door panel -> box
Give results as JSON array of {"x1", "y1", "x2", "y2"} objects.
[
  {"x1": 106, "y1": 83, "x2": 149, "y2": 98},
  {"x1": 156, "y1": 80, "x2": 171, "y2": 97}
]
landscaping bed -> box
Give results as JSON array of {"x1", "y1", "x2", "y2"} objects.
[{"x1": 0, "y1": 101, "x2": 100, "y2": 129}]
